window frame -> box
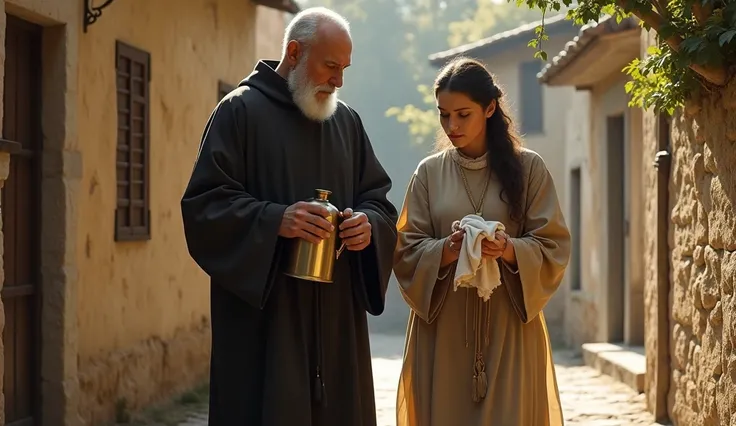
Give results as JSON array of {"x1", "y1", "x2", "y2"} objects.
[
  {"x1": 518, "y1": 60, "x2": 545, "y2": 136},
  {"x1": 114, "y1": 40, "x2": 152, "y2": 242}
]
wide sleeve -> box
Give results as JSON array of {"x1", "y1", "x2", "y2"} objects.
[
  {"x1": 349, "y1": 111, "x2": 399, "y2": 316},
  {"x1": 392, "y1": 165, "x2": 452, "y2": 323},
  {"x1": 180, "y1": 97, "x2": 287, "y2": 309},
  {"x1": 501, "y1": 153, "x2": 571, "y2": 323}
]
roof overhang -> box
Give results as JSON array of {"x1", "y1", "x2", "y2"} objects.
[
  {"x1": 427, "y1": 13, "x2": 580, "y2": 67},
  {"x1": 252, "y1": 0, "x2": 300, "y2": 14},
  {"x1": 538, "y1": 16, "x2": 641, "y2": 89}
]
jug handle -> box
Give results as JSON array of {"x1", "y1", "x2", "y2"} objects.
[{"x1": 335, "y1": 208, "x2": 352, "y2": 259}]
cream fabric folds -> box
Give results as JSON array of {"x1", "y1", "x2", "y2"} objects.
[{"x1": 453, "y1": 214, "x2": 506, "y2": 301}]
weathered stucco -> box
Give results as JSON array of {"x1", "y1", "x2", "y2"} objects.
[
  {"x1": 256, "y1": 5, "x2": 286, "y2": 59},
  {"x1": 73, "y1": 0, "x2": 276, "y2": 423},
  {"x1": 664, "y1": 77, "x2": 736, "y2": 425},
  {"x1": 562, "y1": 89, "x2": 600, "y2": 348}
]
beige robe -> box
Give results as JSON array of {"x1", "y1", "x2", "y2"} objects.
[{"x1": 393, "y1": 147, "x2": 571, "y2": 426}]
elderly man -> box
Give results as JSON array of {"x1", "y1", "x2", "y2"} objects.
[{"x1": 180, "y1": 6, "x2": 398, "y2": 426}]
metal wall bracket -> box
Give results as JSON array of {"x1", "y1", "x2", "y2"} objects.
[
  {"x1": 653, "y1": 149, "x2": 671, "y2": 171},
  {"x1": 83, "y1": 0, "x2": 117, "y2": 33}
]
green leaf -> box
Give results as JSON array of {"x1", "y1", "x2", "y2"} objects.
[
  {"x1": 719, "y1": 29, "x2": 736, "y2": 47},
  {"x1": 680, "y1": 36, "x2": 705, "y2": 54},
  {"x1": 658, "y1": 22, "x2": 677, "y2": 40}
]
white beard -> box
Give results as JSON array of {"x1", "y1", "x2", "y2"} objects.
[{"x1": 287, "y1": 56, "x2": 339, "y2": 122}]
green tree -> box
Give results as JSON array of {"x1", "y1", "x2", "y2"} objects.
[
  {"x1": 295, "y1": 0, "x2": 548, "y2": 145},
  {"x1": 528, "y1": 0, "x2": 736, "y2": 114},
  {"x1": 385, "y1": 0, "x2": 548, "y2": 145},
  {"x1": 447, "y1": 0, "x2": 551, "y2": 48}
]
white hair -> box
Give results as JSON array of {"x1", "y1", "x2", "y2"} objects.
[{"x1": 281, "y1": 7, "x2": 351, "y2": 57}]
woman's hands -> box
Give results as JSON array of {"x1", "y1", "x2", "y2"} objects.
[
  {"x1": 440, "y1": 222, "x2": 513, "y2": 267},
  {"x1": 482, "y1": 231, "x2": 508, "y2": 260},
  {"x1": 440, "y1": 220, "x2": 465, "y2": 267}
]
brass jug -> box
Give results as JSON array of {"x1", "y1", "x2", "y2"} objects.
[{"x1": 283, "y1": 189, "x2": 343, "y2": 283}]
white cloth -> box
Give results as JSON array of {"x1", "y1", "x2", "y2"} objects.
[{"x1": 452, "y1": 214, "x2": 506, "y2": 301}]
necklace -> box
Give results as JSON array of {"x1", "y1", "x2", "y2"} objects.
[{"x1": 458, "y1": 165, "x2": 490, "y2": 216}]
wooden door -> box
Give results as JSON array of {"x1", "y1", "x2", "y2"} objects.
[
  {"x1": 606, "y1": 114, "x2": 625, "y2": 343},
  {"x1": 2, "y1": 14, "x2": 42, "y2": 426}
]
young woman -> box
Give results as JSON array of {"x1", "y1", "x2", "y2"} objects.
[{"x1": 393, "y1": 57, "x2": 571, "y2": 426}]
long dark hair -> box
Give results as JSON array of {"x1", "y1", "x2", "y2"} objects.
[{"x1": 433, "y1": 57, "x2": 525, "y2": 222}]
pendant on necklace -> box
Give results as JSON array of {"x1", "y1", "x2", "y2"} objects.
[{"x1": 476, "y1": 211, "x2": 482, "y2": 216}]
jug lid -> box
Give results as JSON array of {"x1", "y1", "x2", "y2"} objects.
[{"x1": 315, "y1": 189, "x2": 331, "y2": 201}]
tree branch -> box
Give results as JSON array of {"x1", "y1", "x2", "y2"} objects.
[
  {"x1": 617, "y1": 1, "x2": 727, "y2": 85},
  {"x1": 653, "y1": 0, "x2": 669, "y2": 19},
  {"x1": 692, "y1": 2, "x2": 712, "y2": 27}
]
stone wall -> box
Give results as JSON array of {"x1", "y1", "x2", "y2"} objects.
[{"x1": 664, "y1": 78, "x2": 736, "y2": 424}]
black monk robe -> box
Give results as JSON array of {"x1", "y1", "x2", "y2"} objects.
[{"x1": 180, "y1": 60, "x2": 398, "y2": 426}]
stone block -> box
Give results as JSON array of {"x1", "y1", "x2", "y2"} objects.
[
  {"x1": 581, "y1": 343, "x2": 646, "y2": 393},
  {"x1": 695, "y1": 250, "x2": 720, "y2": 310},
  {"x1": 671, "y1": 224, "x2": 697, "y2": 258},
  {"x1": 672, "y1": 323, "x2": 690, "y2": 370},
  {"x1": 723, "y1": 252, "x2": 735, "y2": 295},
  {"x1": 695, "y1": 203, "x2": 709, "y2": 246},
  {"x1": 671, "y1": 262, "x2": 693, "y2": 326},
  {"x1": 671, "y1": 184, "x2": 697, "y2": 229},
  {"x1": 707, "y1": 178, "x2": 736, "y2": 250}
]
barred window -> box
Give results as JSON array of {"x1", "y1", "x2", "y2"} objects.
[{"x1": 115, "y1": 40, "x2": 151, "y2": 241}]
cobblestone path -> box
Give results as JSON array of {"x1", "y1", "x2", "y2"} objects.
[{"x1": 178, "y1": 334, "x2": 656, "y2": 426}]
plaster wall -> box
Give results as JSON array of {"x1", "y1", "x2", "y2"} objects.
[
  {"x1": 73, "y1": 0, "x2": 272, "y2": 422},
  {"x1": 562, "y1": 89, "x2": 599, "y2": 348},
  {"x1": 255, "y1": 5, "x2": 286, "y2": 60}
]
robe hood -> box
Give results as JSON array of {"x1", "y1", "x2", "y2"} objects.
[{"x1": 238, "y1": 60, "x2": 299, "y2": 110}]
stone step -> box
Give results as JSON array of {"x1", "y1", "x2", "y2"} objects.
[{"x1": 581, "y1": 342, "x2": 646, "y2": 393}]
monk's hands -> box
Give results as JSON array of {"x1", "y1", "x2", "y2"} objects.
[
  {"x1": 279, "y1": 201, "x2": 334, "y2": 244},
  {"x1": 481, "y1": 231, "x2": 508, "y2": 260},
  {"x1": 338, "y1": 208, "x2": 371, "y2": 251}
]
